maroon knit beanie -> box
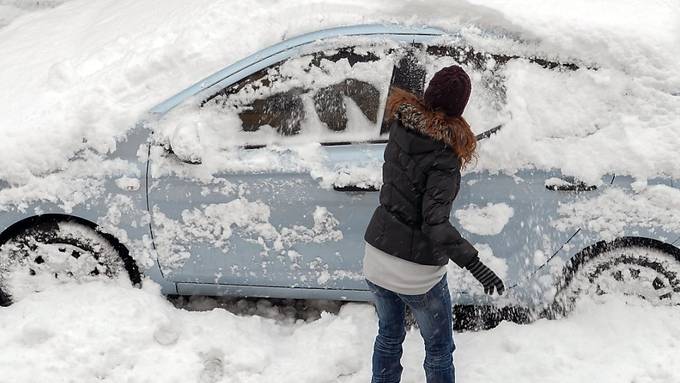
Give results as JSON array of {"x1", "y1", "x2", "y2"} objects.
[{"x1": 423, "y1": 65, "x2": 471, "y2": 117}]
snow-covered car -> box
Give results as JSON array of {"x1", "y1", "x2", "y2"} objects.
[{"x1": 1, "y1": 24, "x2": 679, "y2": 316}]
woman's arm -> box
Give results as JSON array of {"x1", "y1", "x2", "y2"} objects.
[
  {"x1": 420, "y1": 154, "x2": 478, "y2": 268},
  {"x1": 421, "y1": 154, "x2": 506, "y2": 294}
]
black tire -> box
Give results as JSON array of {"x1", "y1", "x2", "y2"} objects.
[
  {"x1": 0, "y1": 219, "x2": 141, "y2": 305},
  {"x1": 551, "y1": 241, "x2": 680, "y2": 317}
]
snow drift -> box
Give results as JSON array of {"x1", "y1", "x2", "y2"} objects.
[{"x1": 0, "y1": 280, "x2": 678, "y2": 382}]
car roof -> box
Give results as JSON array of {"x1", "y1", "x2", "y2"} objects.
[{"x1": 148, "y1": 23, "x2": 448, "y2": 116}]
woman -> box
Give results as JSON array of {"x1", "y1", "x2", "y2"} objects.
[{"x1": 363, "y1": 65, "x2": 505, "y2": 383}]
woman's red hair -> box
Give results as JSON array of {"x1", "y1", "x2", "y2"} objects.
[{"x1": 385, "y1": 87, "x2": 477, "y2": 167}]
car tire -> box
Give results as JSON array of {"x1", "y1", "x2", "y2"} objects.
[
  {"x1": 551, "y1": 243, "x2": 680, "y2": 316},
  {"x1": 0, "y1": 219, "x2": 141, "y2": 306}
]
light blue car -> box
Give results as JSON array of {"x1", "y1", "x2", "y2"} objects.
[{"x1": 1, "y1": 24, "x2": 678, "y2": 319}]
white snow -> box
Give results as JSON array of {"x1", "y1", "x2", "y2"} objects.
[
  {"x1": 454, "y1": 202, "x2": 514, "y2": 235},
  {"x1": 152, "y1": 200, "x2": 342, "y2": 273},
  {"x1": 114, "y1": 176, "x2": 141, "y2": 192},
  {"x1": 0, "y1": 0, "x2": 69, "y2": 28},
  {"x1": 552, "y1": 184, "x2": 680, "y2": 241},
  {"x1": 1, "y1": 280, "x2": 679, "y2": 382}
]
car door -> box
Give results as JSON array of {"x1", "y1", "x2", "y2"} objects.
[
  {"x1": 415, "y1": 44, "x2": 607, "y2": 301},
  {"x1": 147, "y1": 39, "x2": 408, "y2": 291}
]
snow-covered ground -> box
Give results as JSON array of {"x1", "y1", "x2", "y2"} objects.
[
  {"x1": 0, "y1": 0, "x2": 67, "y2": 28},
  {"x1": 1, "y1": 279, "x2": 679, "y2": 383}
]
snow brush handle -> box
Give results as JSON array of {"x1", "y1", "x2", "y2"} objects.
[{"x1": 475, "y1": 124, "x2": 503, "y2": 141}]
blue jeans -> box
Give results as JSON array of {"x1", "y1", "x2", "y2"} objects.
[{"x1": 366, "y1": 275, "x2": 455, "y2": 383}]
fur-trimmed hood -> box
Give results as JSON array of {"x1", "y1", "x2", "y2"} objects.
[{"x1": 394, "y1": 102, "x2": 457, "y2": 150}]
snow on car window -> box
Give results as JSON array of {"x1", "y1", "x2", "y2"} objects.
[
  {"x1": 157, "y1": 42, "x2": 397, "y2": 150},
  {"x1": 424, "y1": 45, "x2": 510, "y2": 133},
  {"x1": 473, "y1": 59, "x2": 679, "y2": 184},
  {"x1": 152, "y1": 39, "x2": 525, "y2": 187},
  {"x1": 154, "y1": 34, "x2": 680, "y2": 188},
  {"x1": 151, "y1": 40, "x2": 403, "y2": 186}
]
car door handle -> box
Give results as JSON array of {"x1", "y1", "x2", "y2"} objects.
[
  {"x1": 164, "y1": 145, "x2": 202, "y2": 165},
  {"x1": 545, "y1": 177, "x2": 597, "y2": 191},
  {"x1": 332, "y1": 184, "x2": 379, "y2": 192}
]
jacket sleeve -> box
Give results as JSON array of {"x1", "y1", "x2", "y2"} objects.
[{"x1": 421, "y1": 156, "x2": 478, "y2": 268}]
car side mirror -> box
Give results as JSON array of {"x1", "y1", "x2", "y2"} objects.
[{"x1": 169, "y1": 124, "x2": 203, "y2": 165}]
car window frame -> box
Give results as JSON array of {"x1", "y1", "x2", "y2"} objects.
[
  {"x1": 199, "y1": 43, "x2": 408, "y2": 148},
  {"x1": 151, "y1": 26, "x2": 591, "y2": 152}
]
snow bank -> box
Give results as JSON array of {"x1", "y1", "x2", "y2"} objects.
[
  {"x1": 0, "y1": 281, "x2": 678, "y2": 382},
  {"x1": 0, "y1": 0, "x2": 69, "y2": 28},
  {"x1": 0, "y1": 0, "x2": 678, "y2": 209}
]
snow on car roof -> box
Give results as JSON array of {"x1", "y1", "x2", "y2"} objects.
[{"x1": 149, "y1": 23, "x2": 448, "y2": 116}]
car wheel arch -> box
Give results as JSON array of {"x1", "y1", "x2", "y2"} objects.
[
  {"x1": 553, "y1": 236, "x2": 680, "y2": 297},
  {"x1": 0, "y1": 213, "x2": 142, "y2": 287}
]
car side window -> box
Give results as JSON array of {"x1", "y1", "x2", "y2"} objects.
[
  {"x1": 202, "y1": 44, "x2": 396, "y2": 145},
  {"x1": 424, "y1": 44, "x2": 509, "y2": 131}
]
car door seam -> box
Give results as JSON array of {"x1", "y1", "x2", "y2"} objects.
[
  {"x1": 506, "y1": 228, "x2": 581, "y2": 290},
  {"x1": 144, "y1": 141, "x2": 165, "y2": 279}
]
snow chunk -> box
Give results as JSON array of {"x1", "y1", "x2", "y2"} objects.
[
  {"x1": 454, "y1": 202, "x2": 514, "y2": 235},
  {"x1": 152, "y1": 200, "x2": 343, "y2": 273},
  {"x1": 114, "y1": 176, "x2": 140, "y2": 191}
]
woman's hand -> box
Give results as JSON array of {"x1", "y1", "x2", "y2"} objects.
[{"x1": 464, "y1": 259, "x2": 505, "y2": 295}]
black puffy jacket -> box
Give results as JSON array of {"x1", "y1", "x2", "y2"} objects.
[{"x1": 364, "y1": 103, "x2": 478, "y2": 268}]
